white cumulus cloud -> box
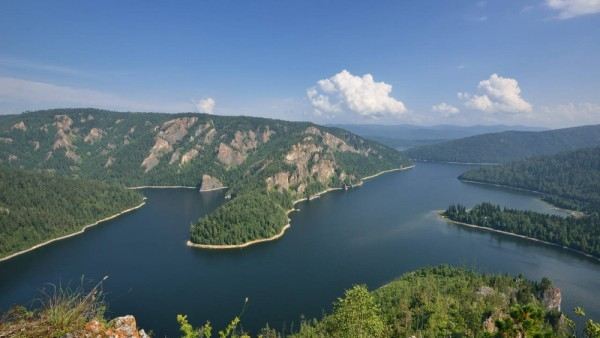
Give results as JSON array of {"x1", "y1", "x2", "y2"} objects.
[
  {"x1": 459, "y1": 74, "x2": 532, "y2": 114},
  {"x1": 195, "y1": 97, "x2": 215, "y2": 114},
  {"x1": 432, "y1": 102, "x2": 460, "y2": 116},
  {"x1": 306, "y1": 70, "x2": 407, "y2": 119},
  {"x1": 546, "y1": 0, "x2": 600, "y2": 19}
]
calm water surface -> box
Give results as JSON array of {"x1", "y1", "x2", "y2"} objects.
[{"x1": 1, "y1": 163, "x2": 599, "y2": 336}]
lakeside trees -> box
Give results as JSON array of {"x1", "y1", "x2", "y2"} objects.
[
  {"x1": 0, "y1": 166, "x2": 144, "y2": 259},
  {"x1": 444, "y1": 203, "x2": 600, "y2": 258}
]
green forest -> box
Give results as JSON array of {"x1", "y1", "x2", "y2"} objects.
[
  {"x1": 444, "y1": 203, "x2": 600, "y2": 258},
  {"x1": 0, "y1": 166, "x2": 144, "y2": 259},
  {"x1": 190, "y1": 190, "x2": 293, "y2": 245},
  {"x1": 460, "y1": 147, "x2": 600, "y2": 212},
  {"x1": 404, "y1": 125, "x2": 600, "y2": 163}
]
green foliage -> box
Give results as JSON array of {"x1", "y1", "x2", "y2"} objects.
[
  {"x1": 323, "y1": 285, "x2": 385, "y2": 338},
  {"x1": 0, "y1": 166, "x2": 144, "y2": 259},
  {"x1": 178, "y1": 314, "x2": 212, "y2": 338},
  {"x1": 190, "y1": 190, "x2": 293, "y2": 245},
  {"x1": 405, "y1": 125, "x2": 600, "y2": 163},
  {"x1": 575, "y1": 307, "x2": 600, "y2": 338},
  {"x1": 460, "y1": 147, "x2": 600, "y2": 212},
  {"x1": 444, "y1": 203, "x2": 600, "y2": 258},
  {"x1": 289, "y1": 266, "x2": 569, "y2": 338}
]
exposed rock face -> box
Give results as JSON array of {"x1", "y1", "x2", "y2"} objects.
[
  {"x1": 0, "y1": 137, "x2": 13, "y2": 144},
  {"x1": 180, "y1": 148, "x2": 199, "y2": 165},
  {"x1": 266, "y1": 171, "x2": 290, "y2": 191},
  {"x1": 141, "y1": 117, "x2": 198, "y2": 172},
  {"x1": 8, "y1": 154, "x2": 17, "y2": 162},
  {"x1": 217, "y1": 142, "x2": 246, "y2": 166},
  {"x1": 105, "y1": 156, "x2": 115, "y2": 168},
  {"x1": 52, "y1": 115, "x2": 80, "y2": 162},
  {"x1": 30, "y1": 141, "x2": 40, "y2": 150},
  {"x1": 83, "y1": 315, "x2": 149, "y2": 338},
  {"x1": 311, "y1": 159, "x2": 336, "y2": 183},
  {"x1": 543, "y1": 287, "x2": 561, "y2": 311},
  {"x1": 200, "y1": 174, "x2": 224, "y2": 191},
  {"x1": 216, "y1": 129, "x2": 267, "y2": 167},
  {"x1": 84, "y1": 128, "x2": 105, "y2": 144},
  {"x1": 305, "y1": 126, "x2": 359, "y2": 153},
  {"x1": 262, "y1": 126, "x2": 274, "y2": 143},
  {"x1": 11, "y1": 121, "x2": 27, "y2": 131}
]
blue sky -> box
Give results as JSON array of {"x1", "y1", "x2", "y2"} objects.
[{"x1": 0, "y1": 0, "x2": 599, "y2": 127}]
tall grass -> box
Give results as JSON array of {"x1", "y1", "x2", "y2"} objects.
[{"x1": 0, "y1": 276, "x2": 107, "y2": 338}]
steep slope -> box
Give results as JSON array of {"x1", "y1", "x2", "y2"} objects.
[
  {"x1": 0, "y1": 166, "x2": 144, "y2": 260},
  {"x1": 0, "y1": 108, "x2": 411, "y2": 246},
  {"x1": 404, "y1": 124, "x2": 600, "y2": 163}
]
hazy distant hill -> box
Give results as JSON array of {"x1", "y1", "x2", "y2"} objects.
[
  {"x1": 0, "y1": 108, "x2": 409, "y2": 246},
  {"x1": 404, "y1": 124, "x2": 600, "y2": 163},
  {"x1": 332, "y1": 123, "x2": 546, "y2": 150}
]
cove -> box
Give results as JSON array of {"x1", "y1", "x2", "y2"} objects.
[{"x1": 1, "y1": 162, "x2": 599, "y2": 337}]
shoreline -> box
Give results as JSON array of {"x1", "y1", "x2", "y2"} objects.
[
  {"x1": 437, "y1": 211, "x2": 600, "y2": 263},
  {"x1": 199, "y1": 186, "x2": 228, "y2": 192},
  {"x1": 128, "y1": 185, "x2": 197, "y2": 190},
  {"x1": 0, "y1": 201, "x2": 147, "y2": 263},
  {"x1": 414, "y1": 159, "x2": 499, "y2": 166},
  {"x1": 460, "y1": 179, "x2": 584, "y2": 217},
  {"x1": 188, "y1": 164, "x2": 415, "y2": 250}
]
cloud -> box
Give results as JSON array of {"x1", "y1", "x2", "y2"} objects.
[
  {"x1": 546, "y1": 0, "x2": 600, "y2": 19},
  {"x1": 0, "y1": 76, "x2": 191, "y2": 113},
  {"x1": 432, "y1": 102, "x2": 460, "y2": 116},
  {"x1": 306, "y1": 70, "x2": 407, "y2": 119},
  {"x1": 195, "y1": 97, "x2": 215, "y2": 114},
  {"x1": 458, "y1": 74, "x2": 532, "y2": 114}
]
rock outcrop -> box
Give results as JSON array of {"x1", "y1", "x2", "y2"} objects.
[
  {"x1": 200, "y1": 174, "x2": 224, "y2": 191},
  {"x1": 141, "y1": 117, "x2": 198, "y2": 172},
  {"x1": 84, "y1": 128, "x2": 105, "y2": 144},
  {"x1": 542, "y1": 286, "x2": 561, "y2": 311},
  {"x1": 82, "y1": 315, "x2": 149, "y2": 338},
  {"x1": 11, "y1": 121, "x2": 27, "y2": 131}
]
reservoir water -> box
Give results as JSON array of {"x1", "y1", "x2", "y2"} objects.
[{"x1": 1, "y1": 162, "x2": 599, "y2": 336}]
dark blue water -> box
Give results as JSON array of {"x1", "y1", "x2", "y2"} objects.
[{"x1": 1, "y1": 163, "x2": 599, "y2": 336}]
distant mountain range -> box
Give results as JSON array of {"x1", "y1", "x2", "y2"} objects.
[
  {"x1": 331, "y1": 123, "x2": 546, "y2": 150},
  {"x1": 404, "y1": 124, "x2": 600, "y2": 163}
]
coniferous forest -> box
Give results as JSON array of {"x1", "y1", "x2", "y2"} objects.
[{"x1": 0, "y1": 166, "x2": 144, "y2": 259}]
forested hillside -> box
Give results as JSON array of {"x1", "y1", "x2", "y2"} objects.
[
  {"x1": 443, "y1": 148, "x2": 600, "y2": 260},
  {"x1": 0, "y1": 108, "x2": 410, "y2": 246},
  {"x1": 0, "y1": 166, "x2": 144, "y2": 259},
  {"x1": 404, "y1": 124, "x2": 600, "y2": 163},
  {"x1": 460, "y1": 147, "x2": 600, "y2": 212}
]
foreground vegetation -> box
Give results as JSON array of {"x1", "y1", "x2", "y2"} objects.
[
  {"x1": 6, "y1": 266, "x2": 599, "y2": 337},
  {"x1": 444, "y1": 203, "x2": 600, "y2": 259},
  {"x1": 0, "y1": 166, "x2": 144, "y2": 259},
  {"x1": 405, "y1": 125, "x2": 600, "y2": 163}
]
